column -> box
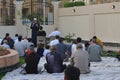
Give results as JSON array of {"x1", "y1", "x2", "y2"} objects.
[
  {"x1": 89, "y1": 13, "x2": 95, "y2": 39},
  {"x1": 14, "y1": 1, "x2": 24, "y2": 35},
  {"x1": 51, "y1": 1, "x2": 60, "y2": 28}
]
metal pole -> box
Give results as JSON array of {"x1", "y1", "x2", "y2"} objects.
[
  {"x1": 43, "y1": 0, "x2": 46, "y2": 25},
  {"x1": 10, "y1": 0, "x2": 14, "y2": 25},
  {"x1": 3, "y1": 0, "x2": 6, "y2": 25}
]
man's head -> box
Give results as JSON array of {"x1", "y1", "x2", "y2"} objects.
[
  {"x1": 64, "y1": 65, "x2": 80, "y2": 80},
  {"x1": 29, "y1": 45, "x2": 36, "y2": 54},
  {"x1": 33, "y1": 18, "x2": 37, "y2": 21},
  {"x1": 15, "y1": 34, "x2": 18, "y2": 37},
  {"x1": 76, "y1": 37, "x2": 82, "y2": 43},
  {"x1": 93, "y1": 36, "x2": 97, "y2": 39},
  {"x1": 18, "y1": 35, "x2": 22, "y2": 41},
  {"x1": 54, "y1": 27, "x2": 58, "y2": 31},
  {"x1": 55, "y1": 35, "x2": 60, "y2": 39},
  {"x1": 5, "y1": 33, "x2": 9, "y2": 37},
  {"x1": 92, "y1": 38, "x2": 97, "y2": 43},
  {"x1": 76, "y1": 43, "x2": 83, "y2": 50},
  {"x1": 59, "y1": 38, "x2": 63, "y2": 43},
  {"x1": 50, "y1": 45, "x2": 57, "y2": 52}
]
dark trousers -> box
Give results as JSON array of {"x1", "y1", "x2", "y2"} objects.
[{"x1": 44, "y1": 63, "x2": 66, "y2": 73}]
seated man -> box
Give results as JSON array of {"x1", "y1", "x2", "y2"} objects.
[
  {"x1": 88, "y1": 39, "x2": 102, "y2": 62},
  {"x1": 64, "y1": 65, "x2": 80, "y2": 80},
  {"x1": 44, "y1": 45, "x2": 66, "y2": 73},
  {"x1": 71, "y1": 43, "x2": 90, "y2": 74},
  {"x1": 25, "y1": 46, "x2": 40, "y2": 74}
]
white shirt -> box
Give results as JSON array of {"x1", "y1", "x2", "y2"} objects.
[
  {"x1": 0, "y1": 39, "x2": 2, "y2": 44},
  {"x1": 71, "y1": 44, "x2": 77, "y2": 55},
  {"x1": 15, "y1": 39, "x2": 18, "y2": 44},
  {"x1": 81, "y1": 43, "x2": 85, "y2": 51},
  {"x1": 43, "y1": 49, "x2": 50, "y2": 57},
  {"x1": 14, "y1": 41, "x2": 27, "y2": 57},
  {"x1": 48, "y1": 31, "x2": 61, "y2": 37},
  {"x1": 2, "y1": 43, "x2": 10, "y2": 49}
]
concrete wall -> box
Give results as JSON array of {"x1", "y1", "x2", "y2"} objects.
[
  {"x1": 0, "y1": 25, "x2": 54, "y2": 39},
  {"x1": 0, "y1": 26, "x2": 17, "y2": 38},
  {"x1": 58, "y1": 2, "x2": 120, "y2": 43}
]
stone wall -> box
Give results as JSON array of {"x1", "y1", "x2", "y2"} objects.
[{"x1": 58, "y1": 2, "x2": 120, "y2": 44}]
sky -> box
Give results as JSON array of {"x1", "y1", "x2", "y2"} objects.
[{"x1": 2, "y1": 57, "x2": 120, "y2": 80}]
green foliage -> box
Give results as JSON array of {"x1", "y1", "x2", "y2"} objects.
[
  {"x1": 19, "y1": 57, "x2": 25, "y2": 65},
  {"x1": 6, "y1": 16, "x2": 10, "y2": 25},
  {"x1": 64, "y1": 2, "x2": 74, "y2": 7},
  {"x1": 0, "y1": 72, "x2": 6, "y2": 80},
  {"x1": 64, "y1": 1, "x2": 85, "y2": 8},
  {"x1": 23, "y1": 13, "x2": 43, "y2": 24},
  {"x1": 102, "y1": 51, "x2": 118, "y2": 57},
  {"x1": 65, "y1": 33, "x2": 75, "y2": 43}
]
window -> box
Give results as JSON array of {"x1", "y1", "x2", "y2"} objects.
[{"x1": 37, "y1": 0, "x2": 42, "y2": 3}]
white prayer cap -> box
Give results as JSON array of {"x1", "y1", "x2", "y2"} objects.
[{"x1": 33, "y1": 18, "x2": 37, "y2": 20}]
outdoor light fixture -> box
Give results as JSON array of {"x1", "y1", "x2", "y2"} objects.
[
  {"x1": 73, "y1": 9, "x2": 75, "y2": 12},
  {"x1": 112, "y1": 5, "x2": 115, "y2": 9}
]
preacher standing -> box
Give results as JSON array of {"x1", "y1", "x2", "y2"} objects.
[{"x1": 30, "y1": 18, "x2": 41, "y2": 47}]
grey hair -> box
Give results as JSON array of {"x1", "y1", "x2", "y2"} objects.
[{"x1": 76, "y1": 43, "x2": 83, "y2": 49}]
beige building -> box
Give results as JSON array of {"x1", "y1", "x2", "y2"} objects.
[
  {"x1": 0, "y1": 0, "x2": 53, "y2": 25},
  {"x1": 0, "y1": 0, "x2": 16, "y2": 25},
  {"x1": 22, "y1": 0, "x2": 53, "y2": 20}
]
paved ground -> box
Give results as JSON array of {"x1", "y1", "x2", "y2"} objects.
[{"x1": 2, "y1": 57, "x2": 120, "y2": 80}]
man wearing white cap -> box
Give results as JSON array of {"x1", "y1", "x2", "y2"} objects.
[{"x1": 30, "y1": 18, "x2": 41, "y2": 47}]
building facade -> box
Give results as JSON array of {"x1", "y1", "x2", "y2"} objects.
[
  {"x1": 22, "y1": 0, "x2": 53, "y2": 25},
  {"x1": 0, "y1": 0, "x2": 15, "y2": 26}
]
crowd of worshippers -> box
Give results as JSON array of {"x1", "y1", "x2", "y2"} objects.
[{"x1": 2, "y1": 31, "x2": 120, "y2": 80}]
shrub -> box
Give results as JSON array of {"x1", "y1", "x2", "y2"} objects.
[
  {"x1": 23, "y1": 13, "x2": 43, "y2": 24},
  {"x1": 64, "y1": 1, "x2": 85, "y2": 8},
  {"x1": 64, "y1": 33, "x2": 75, "y2": 43}
]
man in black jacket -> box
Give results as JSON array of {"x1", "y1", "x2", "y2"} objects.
[
  {"x1": 25, "y1": 46, "x2": 40, "y2": 74},
  {"x1": 30, "y1": 18, "x2": 41, "y2": 47}
]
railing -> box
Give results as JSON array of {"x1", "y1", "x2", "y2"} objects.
[
  {"x1": 22, "y1": 0, "x2": 54, "y2": 25},
  {"x1": 0, "y1": 2, "x2": 15, "y2": 26}
]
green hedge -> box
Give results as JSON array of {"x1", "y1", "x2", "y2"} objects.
[{"x1": 64, "y1": 1, "x2": 85, "y2": 8}]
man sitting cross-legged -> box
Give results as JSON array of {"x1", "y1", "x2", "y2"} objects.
[{"x1": 44, "y1": 45, "x2": 66, "y2": 73}]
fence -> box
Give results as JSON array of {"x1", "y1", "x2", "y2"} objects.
[
  {"x1": 0, "y1": 1, "x2": 15, "y2": 26},
  {"x1": 22, "y1": 0, "x2": 54, "y2": 25},
  {"x1": 0, "y1": 1, "x2": 54, "y2": 26}
]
